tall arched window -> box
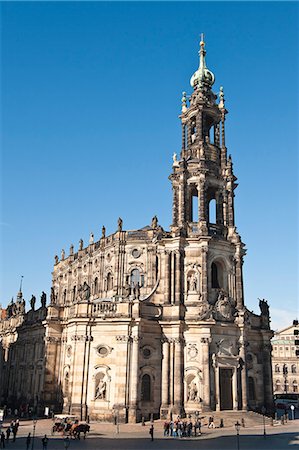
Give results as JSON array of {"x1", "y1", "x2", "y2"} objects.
[
  {"x1": 107, "y1": 273, "x2": 113, "y2": 291},
  {"x1": 72, "y1": 286, "x2": 76, "y2": 302},
  {"x1": 209, "y1": 199, "x2": 217, "y2": 224},
  {"x1": 191, "y1": 119, "x2": 196, "y2": 143},
  {"x1": 131, "y1": 269, "x2": 140, "y2": 287},
  {"x1": 293, "y1": 381, "x2": 298, "y2": 393},
  {"x1": 141, "y1": 374, "x2": 151, "y2": 401},
  {"x1": 211, "y1": 262, "x2": 220, "y2": 288},
  {"x1": 63, "y1": 289, "x2": 67, "y2": 304},
  {"x1": 291, "y1": 364, "x2": 296, "y2": 374},
  {"x1": 275, "y1": 364, "x2": 280, "y2": 373},
  {"x1": 94, "y1": 277, "x2": 98, "y2": 295}
]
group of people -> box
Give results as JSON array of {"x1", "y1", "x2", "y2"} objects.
[
  {"x1": 0, "y1": 419, "x2": 20, "y2": 448},
  {"x1": 163, "y1": 418, "x2": 202, "y2": 437}
]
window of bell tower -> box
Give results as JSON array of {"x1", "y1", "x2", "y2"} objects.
[
  {"x1": 211, "y1": 262, "x2": 220, "y2": 288},
  {"x1": 209, "y1": 198, "x2": 216, "y2": 224}
]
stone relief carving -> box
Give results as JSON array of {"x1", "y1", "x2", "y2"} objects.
[
  {"x1": 213, "y1": 290, "x2": 235, "y2": 322},
  {"x1": 198, "y1": 302, "x2": 213, "y2": 320},
  {"x1": 187, "y1": 343, "x2": 198, "y2": 360},
  {"x1": 70, "y1": 335, "x2": 93, "y2": 342},
  {"x1": 215, "y1": 338, "x2": 238, "y2": 357}
]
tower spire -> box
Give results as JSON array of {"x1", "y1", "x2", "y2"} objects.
[{"x1": 190, "y1": 34, "x2": 215, "y2": 90}]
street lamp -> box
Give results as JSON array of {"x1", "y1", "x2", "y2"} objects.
[
  {"x1": 261, "y1": 406, "x2": 266, "y2": 438},
  {"x1": 31, "y1": 418, "x2": 37, "y2": 450},
  {"x1": 235, "y1": 421, "x2": 241, "y2": 450}
]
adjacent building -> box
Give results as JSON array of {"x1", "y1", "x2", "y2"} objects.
[
  {"x1": 0, "y1": 291, "x2": 47, "y2": 414},
  {"x1": 272, "y1": 322, "x2": 299, "y2": 395}
]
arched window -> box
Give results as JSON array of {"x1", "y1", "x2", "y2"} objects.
[
  {"x1": 211, "y1": 262, "x2": 220, "y2": 288},
  {"x1": 107, "y1": 273, "x2": 113, "y2": 291},
  {"x1": 275, "y1": 380, "x2": 281, "y2": 392},
  {"x1": 72, "y1": 286, "x2": 76, "y2": 302},
  {"x1": 130, "y1": 269, "x2": 140, "y2": 288},
  {"x1": 291, "y1": 364, "x2": 296, "y2": 374},
  {"x1": 63, "y1": 289, "x2": 67, "y2": 304},
  {"x1": 191, "y1": 119, "x2": 196, "y2": 143},
  {"x1": 155, "y1": 256, "x2": 159, "y2": 281},
  {"x1": 94, "y1": 277, "x2": 98, "y2": 295},
  {"x1": 248, "y1": 376, "x2": 255, "y2": 400},
  {"x1": 190, "y1": 186, "x2": 198, "y2": 223},
  {"x1": 209, "y1": 199, "x2": 217, "y2": 224},
  {"x1": 141, "y1": 374, "x2": 151, "y2": 401},
  {"x1": 293, "y1": 381, "x2": 298, "y2": 393},
  {"x1": 275, "y1": 364, "x2": 280, "y2": 373}
]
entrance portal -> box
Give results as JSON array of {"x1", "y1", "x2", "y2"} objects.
[{"x1": 219, "y1": 368, "x2": 233, "y2": 410}]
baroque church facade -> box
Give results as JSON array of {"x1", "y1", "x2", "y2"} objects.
[
  {"x1": 0, "y1": 39, "x2": 273, "y2": 422},
  {"x1": 43, "y1": 39, "x2": 273, "y2": 422}
]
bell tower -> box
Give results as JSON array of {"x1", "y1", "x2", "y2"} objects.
[{"x1": 170, "y1": 35, "x2": 237, "y2": 239}]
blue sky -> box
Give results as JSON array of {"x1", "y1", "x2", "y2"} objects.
[{"x1": 1, "y1": 1, "x2": 298, "y2": 330}]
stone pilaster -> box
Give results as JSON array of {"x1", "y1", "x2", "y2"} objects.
[
  {"x1": 201, "y1": 246, "x2": 208, "y2": 303},
  {"x1": 201, "y1": 337, "x2": 211, "y2": 410},
  {"x1": 160, "y1": 339, "x2": 170, "y2": 417},
  {"x1": 173, "y1": 338, "x2": 183, "y2": 415},
  {"x1": 128, "y1": 333, "x2": 141, "y2": 422}
]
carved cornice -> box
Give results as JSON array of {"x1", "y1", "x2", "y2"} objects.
[{"x1": 70, "y1": 334, "x2": 93, "y2": 342}]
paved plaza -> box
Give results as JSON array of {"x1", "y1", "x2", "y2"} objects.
[{"x1": 1, "y1": 418, "x2": 298, "y2": 450}]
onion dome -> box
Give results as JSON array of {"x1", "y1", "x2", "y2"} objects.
[{"x1": 190, "y1": 35, "x2": 215, "y2": 90}]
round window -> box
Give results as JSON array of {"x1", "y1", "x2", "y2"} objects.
[
  {"x1": 143, "y1": 348, "x2": 151, "y2": 359},
  {"x1": 132, "y1": 248, "x2": 141, "y2": 258},
  {"x1": 97, "y1": 346, "x2": 109, "y2": 357}
]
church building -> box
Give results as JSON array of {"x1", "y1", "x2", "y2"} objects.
[{"x1": 43, "y1": 38, "x2": 273, "y2": 422}]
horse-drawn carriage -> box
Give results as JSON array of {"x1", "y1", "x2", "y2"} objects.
[{"x1": 52, "y1": 415, "x2": 90, "y2": 439}]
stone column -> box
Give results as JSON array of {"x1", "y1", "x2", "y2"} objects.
[
  {"x1": 213, "y1": 359, "x2": 220, "y2": 411},
  {"x1": 201, "y1": 338, "x2": 211, "y2": 410},
  {"x1": 239, "y1": 337, "x2": 248, "y2": 410},
  {"x1": 201, "y1": 247, "x2": 208, "y2": 303},
  {"x1": 235, "y1": 252, "x2": 244, "y2": 309},
  {"x1": 187, "y1": 120, "x2": 192, "y2": 149},
  {"x1": 171, "y1": 252, "x2": 175, "y2": 305},
  {"x1": 164, "y1": 251, "x2": 170, "y2": 304},
  {"x1": 172, "y1": 184, "x2": 178, "y2": 227},
  {"x1": 262, "y1": 341, "x2": 274, "y2": 410},
  {"x1": 221, "y1": 112, "x2": 225, "y2": 148},
  {"x1": 179, "y1": 174, "x2": 186, "y2": 226},
  {"x1": 175, "y1": 250, "x2": 181, "y2": 304},
  {"x1": 233, "y1": 366, "x2": 238, "y2": 410},
  {"x1": 128, "y1": 334, "x2": 139, "y2": 422},
  {"x1": 169, "y1": 340, "x2": 174, "y2": 407},
  {"x1": 161, "y1": 339, "x2": 170, "y2": 417},
  {"x1": 182, "y1": 122, "x2": 186, "y2": 152},
  {"x1": 173, "y1": 338, "x2": 183, "y2": 415}
]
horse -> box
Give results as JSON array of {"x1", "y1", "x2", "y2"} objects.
[{"x1": 71, "y1": 423, "x2": 90, "y2": 440}]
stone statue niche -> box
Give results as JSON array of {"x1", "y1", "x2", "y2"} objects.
[
  {"x1": 186, "y1": 374, "x2": 201, "y2": 403},
  {"x1": 186, "y1": 270, "x2": 200, "y2": 302},
  {"x1": 95, "y1": 373, "x2": 107, "y2": 400}
]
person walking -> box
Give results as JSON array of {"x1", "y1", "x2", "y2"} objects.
[
  {"x1": 149, "y1": 424, "x2": 154, "y2": 442},
  {"x1": 12, "y1": 425, "x2": 17, "y2": 442},
  {"x1": 26, "y1": 433, "x2": 31, "y2": 450},
  {"x1": 0, "y1": 432, "x2": 5, "y2": 449},
  {"x1": 42, "y1": 435, "x2": 49, "y2": 450},
  {"x1": 5, "y1": 428, "x2": 10, "y2": 442}
]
